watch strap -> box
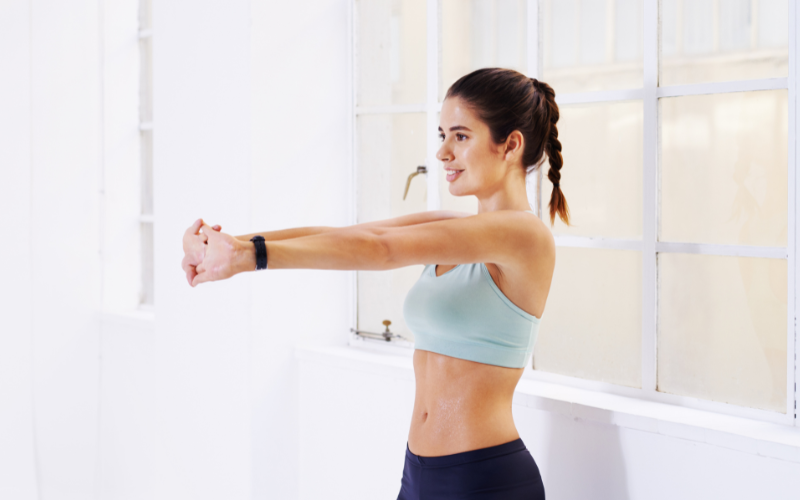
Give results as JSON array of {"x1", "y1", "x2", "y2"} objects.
[{"x1": 250, "y1": 235, "x2": 268, "y2": 270}]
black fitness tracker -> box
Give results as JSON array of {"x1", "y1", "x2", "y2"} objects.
[{"x1": 250, "y1": 235, "x2": 268, "y2": 270}]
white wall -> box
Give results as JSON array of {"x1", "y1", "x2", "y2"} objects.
[
  {"x1": 153, "y1": 0, "x2": 351, "y2": 499},
  {"x1": 153, "y1": 0, "x2": 254, "y2": 498},
  {"x1": 2, "y1": 0, "x2": 351, "y2": 498},
  {"x1": 1, "y1": 0, "x2": 104, "y2": 499},
  {"x1": 249, "y1": 1, "x2": 352, "y2": 498},
  {"x1": 0, "y1": 2, "x2": 38, "y2": 499}
]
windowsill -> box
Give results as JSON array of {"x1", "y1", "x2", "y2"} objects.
[
  {"x1": 101, "y1": 308, "x2": 156, "y2": 330},
  {"x1": 295, "y1": 343, "x2": 800, "y2": 464}
]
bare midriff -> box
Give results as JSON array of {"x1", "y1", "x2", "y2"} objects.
[{"x1": 406, "y1": 348, "x2": 525, "y2": 457}]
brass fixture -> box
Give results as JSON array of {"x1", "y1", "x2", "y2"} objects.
[
  {"x1": 351, "y1": 319, "x2": 410, "y2": 342},
  {"x1": 403, "y1": 166, "x2": 427, "y2": 200}
]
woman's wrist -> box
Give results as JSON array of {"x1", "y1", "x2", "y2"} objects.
[{"x1": 233, "y1": 238, "x2": 258, "y2": 274}]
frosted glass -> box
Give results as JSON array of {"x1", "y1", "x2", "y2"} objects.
[
  {"x1": 542, "y1": 0, "x2": 643, "y2": 93},
  {"x1": 139, "y1": 36, "x2": 152, "y2": 123},
  {"x1": 542, "y1": 101, "x2": 643, "y2": 238},
  {"x1": 439, "y1": 0, "x2": 527, "y2": 101},
  {"x1": 139, "y1": 0, "x2": 151, "y2": 30},
  {"x1": 658, "y1": 253, "x2": 787, "y2": 412},
  {"x1": 660, "y1": 0, "x2": 788, "y2": 86},
  {"x1": 357, "y1": 0, "x2": 427, "y2": 106},
  {"x1": 357, "y1": 113, "x2": 428, "y2": 340},
  {"x1": 140, "y1": 130, "x2": 153, "y2": 216},
  {"x1": 533, "y1": 247, "x2": 642, "y2": 388},
  {"x1": 660, "y1": 90, "x2": 788, "y2": 247},
  {"x1": 140, "y1": 222, "x2": 154, "y2": 306}
]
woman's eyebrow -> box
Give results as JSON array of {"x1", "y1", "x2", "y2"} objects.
[{"x1": 438, "y1": 125, "x2": 473, "y2": 132}]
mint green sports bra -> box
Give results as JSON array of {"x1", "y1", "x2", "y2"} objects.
[{"x1": 402, "y1": 211, "x2": 542, "y2": 369}]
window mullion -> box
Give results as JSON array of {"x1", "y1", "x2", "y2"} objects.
[
  {"x1": 790, "y1": 0, "x2": 799, "y2": 425},
  {"x1": 527, "y1": 0, "x2": 540, "y2": 80},
  {"x1": 348, "y1": 0, "x2": 357, "y2": 340},
  {"x1": 528, "y1": 0, "x2": 543, "y2": 218},
  {"x1": 657, "y1": 77, "x2": 788, "y2": 97},
  {"x1": 426, "y1": 0, "x2": 440, "y2": 211},
  {"x1": 641, "y1": 0, "x2": 659, "y2": 395}
]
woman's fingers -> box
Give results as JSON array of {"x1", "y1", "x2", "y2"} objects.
[
  {"x1": 183, "y1": 218, "x2": 218, "y2": 287},
  {"x1": 181, "y1": 254, "x2": 190, "y2": 273},
  {"x1": 186, "y1": 266, "x2": 197, "y2": 285},
  {"x1": 181, "y1": 255, "x2": 196, "y2": 285},
  {"x1": 188, "y1": 224, "x2": 237, "y2": 287},
  {"x1": 192, "y1": 270, "x2": 212, "y2": 287},
  {"x1": 185, "y1": 218, "x2": 203, "y2": 237}
]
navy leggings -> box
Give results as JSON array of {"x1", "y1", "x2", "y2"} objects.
[{"x1": 397, "y1": 438, "x2": 545, "y2": 499}]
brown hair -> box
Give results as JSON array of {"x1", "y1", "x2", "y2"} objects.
[{"x1": 444, "y1": 67, "x2": 570, "y2": 226}]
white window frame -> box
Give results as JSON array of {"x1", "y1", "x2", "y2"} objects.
[
  {"x1": 100, "y1": 0, "x2": 154, "y2": 319},
  {"x1": 348, "y1": 0, "x2": 799, "y2": 426},
  {"x1": 138, "y1": 0, "x2": 154, "y2": 310}
]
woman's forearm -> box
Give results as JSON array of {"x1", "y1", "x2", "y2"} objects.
[
  {"x1": 234, "y1": 226, "x2": 334, "y2": 242},
  {"x1": 232, "y1": 210, "x2": 472, "y2": 243},
  {"x1": 229, "y1": 211, "x2": 473, "y2": 274},
  {"x1": 230, "y1": 210, "x2": 474, "y2": 241},
  {"x1": 233, "y1": 226, "x2": 386, "y2": 274}
]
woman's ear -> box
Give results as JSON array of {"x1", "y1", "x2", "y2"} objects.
[{"x1": 504, "y1": 130, "x2": 524, "y2": 161}]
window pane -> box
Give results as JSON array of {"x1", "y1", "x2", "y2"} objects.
[
  {"x1": 440, "y1": 0, "x2": 527, "y2": 101},
  {"x1": 660, "y1": 90, "x2": 788, "y2": 246},
  {"x1": 139, "y1": 36, "x2": 152, "y2": 123},
  {"x1": 658, "y1": 253, "x2": 787, "y2": 412},
  {"x1": 533, "y1": 247, "x2": 642, "y2": 388},
  {"x1": 357, "y1": 113, "x2": 428, "y2": 340},
  {"x1": 542, "y1": 0, "x2": 643, "y2": 93},
  {"x1": 542, "y1": 101, "x2": 643, "y2": 239},
  {"x1": 139, "y1": 0, "x2": 151, "y2": 31},
  {"x1": 660, "y1": 0, "x2": 788, "y2": 86},
  {"x1": 140, "y1": 222, "x2": 154, "y2": 306},
  {"x1": 141, "y1": 130, "x2": 153, "y2": 216},
  {"x1": 357, "y1": 0, "x2": 427, "y2": 107}
]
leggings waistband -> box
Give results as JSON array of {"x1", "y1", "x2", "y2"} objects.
[{"x1": 405, "y1": 439, "x2": 527, "y2": 468}]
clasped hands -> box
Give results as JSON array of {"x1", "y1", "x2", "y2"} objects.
[{"x1": 181, "y1": 218, "x2": 255, "y2": 287}]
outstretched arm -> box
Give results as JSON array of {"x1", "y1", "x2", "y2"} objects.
[
  {"x1": 190, "y1": 209, "x2": 547, "y2": 287},
  {"x1": 184, "y1": 210, "x2": 472, "y2": 286},
  {"x1": 231, "y1": 210, "x2": 472, "y2": 242}
]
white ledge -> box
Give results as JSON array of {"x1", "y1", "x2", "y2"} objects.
[
  {"x1": 101, "y1": 309, "x2": 155, "y2": 331},
  {"x1": 296, "y1": 343, "x2": 800, "y2": 464}
]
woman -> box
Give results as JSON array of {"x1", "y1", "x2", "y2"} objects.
[{"x1": 182, "y1": 67, "x2": 569, "y2": 499}]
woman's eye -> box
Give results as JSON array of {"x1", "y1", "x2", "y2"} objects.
[{"x1": 440, "y1": 133, "x2": 466, "y2": 141}]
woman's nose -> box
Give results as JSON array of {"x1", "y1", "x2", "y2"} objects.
[{"x1": 436, "y1": 144, "x2": 452, "y2": 162}]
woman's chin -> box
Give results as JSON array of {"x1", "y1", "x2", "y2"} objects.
[{"x1": 448, "y1": 186, "x2": 470, "y2": 197}]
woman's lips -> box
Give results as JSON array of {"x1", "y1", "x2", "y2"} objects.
[{"x1": 445, "y1": 169, "x2": 464, "y2": 182}]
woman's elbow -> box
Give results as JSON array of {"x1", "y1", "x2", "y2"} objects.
[{"x1": 367, "y1": 229, "x2": 394, "y2": 271}]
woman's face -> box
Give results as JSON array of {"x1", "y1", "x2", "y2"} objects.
[{"x1": 436, "y1": 96, "x2": 521, "y2": 197}]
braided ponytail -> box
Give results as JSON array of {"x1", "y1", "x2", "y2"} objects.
[
  {"x1": 531, "y1": 78, "x2": 570, "y2": 226},
  {"x1": 445, "y1": 68, "x2": 570, "y2": 226}
]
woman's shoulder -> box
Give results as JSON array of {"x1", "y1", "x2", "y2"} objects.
[{"x1": 517, "y1": 210, "x2": 556, "y2": 254}]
